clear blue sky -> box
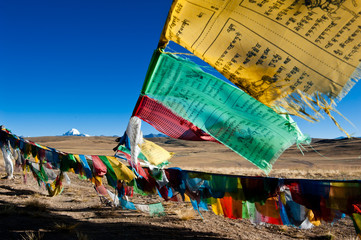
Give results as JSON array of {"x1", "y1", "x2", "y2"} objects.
[{"x1": 0, "y1": 0, "x2": 360, "y2": 138}]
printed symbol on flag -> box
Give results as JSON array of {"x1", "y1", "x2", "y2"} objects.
[
  {"x1": 305, "y1": 0, "x2": 358, "y2": 19},
  {"x1": 237, "y1": 128, "x2": 258, "y2": 144}
]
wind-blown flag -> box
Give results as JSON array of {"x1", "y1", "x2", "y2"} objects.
[
  {"x1": 159, "y1": 0, "x2": 361, "y2": 125},
  {"x1": 140, "y1": 50, "x2": 309, "y2": 173},
  {"x1": 133, "y1": 95, "x2": 217, "y2": 142}
]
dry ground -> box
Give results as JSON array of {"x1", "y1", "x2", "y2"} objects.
[{"x1": 0, "y1": 136, "x2": 360, "y2": 239}]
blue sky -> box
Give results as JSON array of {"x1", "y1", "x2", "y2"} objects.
[{"x1": 0, "y1": 0, "x2": 360, "y2": 138}]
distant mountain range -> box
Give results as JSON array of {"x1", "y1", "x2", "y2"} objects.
[
  {"x1": 143, "y1": 133, "x2": 168, "y2": 138},
  {"x1": 334, "y1": 136, "x2": 361, "y2": 139},
  {"x1": 62, "y1": 129, "x2": 360, "y2": 139},
  {"x1": 62, "y1": 128, "x2": 90, "y2": 137},
  {"x1": 61, "y1": 128, "x2": 167, "y2": 138}
]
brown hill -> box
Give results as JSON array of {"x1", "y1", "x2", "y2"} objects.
[{"x1": 20, "y1": 136, "x2": 361, "y2": 179}]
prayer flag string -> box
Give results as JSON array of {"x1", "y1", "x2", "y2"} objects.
[{"x1": 1, "y1": 126, "x2": 361, "y2": 236}]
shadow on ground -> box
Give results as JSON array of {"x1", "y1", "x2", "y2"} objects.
[{"x1": 0, "y1": 186, "x2": 228, "y2": 240}]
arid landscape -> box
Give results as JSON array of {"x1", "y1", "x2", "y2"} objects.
[{"x1": 1, "y1": 136, "x2": 361, "y2": 239}]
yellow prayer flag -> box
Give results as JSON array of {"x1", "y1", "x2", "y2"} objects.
[
  {"x1": 160, "y1": 0, "x2": 361, "y2": 122},
  {"x1": 73, "y1": 154, "x2": 81, "y2": 163},
  {"x1": 184, "y1": 193, "x2": 191, "y2": 202},
  {"x1": 328, "y1": 182, "x2": 361, "y2": 212},
  {"x1": 210, "y1": 197, "x2": 224, "y2": 216},
  {"x1": 139, "y1": 139, "x2": 174, "y2": 166},
  {"x1": 46, "y1": 174, "x2": 64, "y2": 197},
  {"x1": 308, "y1": 210, "x2": 321, "y2": 226},
  {"x1": 106, "y1": 156, "x2": 136, "y2": 182},
  {"x1": 34, "y1": 155, "x2": 39, "y2": 163}
]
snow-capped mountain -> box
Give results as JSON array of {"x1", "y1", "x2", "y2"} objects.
[{"x1": 63, "y1": 128, "x2": 90, "y2": 137}]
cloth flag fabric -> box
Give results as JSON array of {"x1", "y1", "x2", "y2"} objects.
[
  {"x1": 0, "y1": 140, "x2": 14, "y2": 179},
  {"x1": 141, "y1": 50, "x2": 309, "y2": 173},
  {"x1": 133, "y1": 95, "x2": 217, "y2": 142},
  {"x1": 105, "y1": 156, "x2": 135, "y2": 183},
  {"x1": 139, "y1": 139, "x2": 174, "y2": 166},
  {"x1": 159, "y1": 0, "x2": 361, "y2": 123},
  {"x1": 164, "y1": 168, "x2": 361, "y2": 231}
]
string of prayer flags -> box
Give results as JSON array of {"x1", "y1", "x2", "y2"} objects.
[
  {"x1": 2, "y1": 126, "x2": 361, "y2": 234},
  {"x1": 0, "y1": 126, "x2": 168, "y2": 216},
  {"x1": 0, "y1": 126, "x2": 137, "y2": 197},
  {"x1": 141, "y1": 50, "x2": 309, "y2": 173},
  {"x1": 162, "y1": 168, "x2": 361, "y2": 233},
  {"x1": 159, "y1": 0, "x2": 361, "y2": 132}
]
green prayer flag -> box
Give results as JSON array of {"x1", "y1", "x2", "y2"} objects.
[
  {"x1": 117, "y1": 145, "x2": 148, "y2": 162},
  {"x1": 148, "y1": 203, "x2": 165, "y2": 217},
  {"x1": 60, "y1": 154, "x2": 77, "y2": 172},
  {"x1": 28, "y1": 162, "x2": 48, "y2": 186},
  {"x1": 242, "y1": 201, "x2": 250, "y2": 219},
  {"x1": 99, "y1": 155, "x2": 118, "y2": 188},
  {"x1": 132, "y1": 181, "x2": 148, "y2": 196},
  {"x1": 39, "y1": 163, "x2": 48, "y2": 182},
  {"x1": 141, "y1": 50, "x2": 309, "y2": 174}
]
